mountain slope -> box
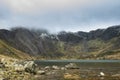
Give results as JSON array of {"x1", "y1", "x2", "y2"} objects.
[
  {"x1": 0, "y1": 39, "x2": 33, "y2": 59},
  {"x1": 0, "y1": 25, "x2": 120, "y2": 59},
  {"x1": 0, "y1": 28, "x2": 64, "y2": 59}
]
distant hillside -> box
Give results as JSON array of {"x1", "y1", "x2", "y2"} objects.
[{"x1": 0, "y1": 25, "x2": 120, "y2": 60}]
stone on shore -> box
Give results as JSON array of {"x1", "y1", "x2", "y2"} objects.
[
  {"x1": 65, "y1": 63, "x2": 79, "y2": 69},
  {"x1": 99, "y1": 72, "x2": 105, "y2": 77},
  {"x1": 44, "y1": 66, "x2": 51, "y2": 70},
  {"x1": 24, "y1": 61, "x2": 37, "y2": 74},
  {"x1": 52, "y1": 65, "x2": 60, "y2": 70},
  {"x1": 37, "y1": 70, "x2": 46, "y2": 75}
]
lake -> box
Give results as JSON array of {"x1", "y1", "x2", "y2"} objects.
[
  {"x1": 35, "y1": 60, "x2": 120, "y2": 68},
  {"x1": 35, "y1": 60, "x2": 120, "y2": 80}
]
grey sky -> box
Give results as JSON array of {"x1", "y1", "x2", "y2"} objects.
[{"x1": 0, "y1": 0, "x2": 120, "y2": 33}]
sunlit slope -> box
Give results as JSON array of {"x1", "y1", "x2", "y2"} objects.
[{"x1": 0, "y1": 40, "x2": 33, "y2": 59}]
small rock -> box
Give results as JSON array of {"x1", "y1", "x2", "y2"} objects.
[
  {"x1": 52, "y1": 65, "x2": 59, "y2": 70},
  {"x1": 100, "y1": 72, "x2": 105, "y2": 77},
  {"x1": 37, "y1": 70, "x2": 45, "y2": 75},
  {"x1": 44, "y1": 66, "x2": 50, "y2": 70},
  {"x1": 0, "y1": 63, "x2": 5, "y2": 68},
  {"x1": 61, "y1": 67, "x2": 66, "y2": 70},
  {"x1": 0, "y1": 77, "x2": 9, "y2": 80},
  {"x1": 112, "y1": 74, "x2": 120, "y2": 77}
]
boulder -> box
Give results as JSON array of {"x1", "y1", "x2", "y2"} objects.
[
  {"x1": 24, "y1": 61, "x2": 37, "y2": 74},
  {"x1": 65, "y1": 63, "x2": 79, "y2": 69},
  {"x1": 13, "y1": 61, "x2": 37, "y2": 74}
]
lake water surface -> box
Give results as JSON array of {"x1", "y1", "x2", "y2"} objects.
[
  {"x1": 35, "y1": 60, "x2": 120, "y2": 80},
  {"x1": 36, "y1": 60, "x2": 120, "y2": 68}
]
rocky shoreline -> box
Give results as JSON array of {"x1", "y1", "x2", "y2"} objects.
[{"x1": 0, "y1": 58, "x2": 120, "y2": 80}]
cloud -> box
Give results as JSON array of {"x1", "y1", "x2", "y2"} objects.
[
  {"x1": 0, "y1": 0, "x2": 120, "y2": 33},
  {"x1": 2, "y1": 0, "x2": 107, "y2": 14}
]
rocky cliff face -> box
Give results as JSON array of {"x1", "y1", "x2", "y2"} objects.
[
  {"x1": 58, "y1": 25, "x2": 120, "y2": 42},
  {"x1": 0, "y1": 26, "x2": 120, "y2": 59}
]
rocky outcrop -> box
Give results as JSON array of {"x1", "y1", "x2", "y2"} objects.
[
  {"x1": 0, "y1": 58, "x2": 37, "y2": 74},
  {"x1": 0, "y1": 58, "x2": 37, "y2": 80}
]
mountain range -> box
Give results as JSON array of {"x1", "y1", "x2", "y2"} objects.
[{"x1": 0, "y1": 25, "x2": 120, "y2": 60}]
